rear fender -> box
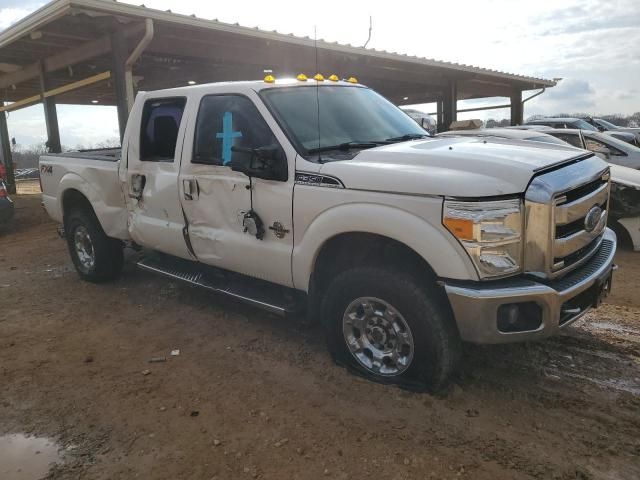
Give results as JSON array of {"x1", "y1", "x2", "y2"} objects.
[{"x1": 58, "y1": 172, "x2": 129, "y2": 240}]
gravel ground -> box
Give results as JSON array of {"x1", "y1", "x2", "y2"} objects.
[{"x1": 1, "y1": 195, "x2": 639, "y2": 480}]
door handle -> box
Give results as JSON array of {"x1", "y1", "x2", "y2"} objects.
[{"x1": 183, "y1": 179, "x2": 199, "y2": 200}]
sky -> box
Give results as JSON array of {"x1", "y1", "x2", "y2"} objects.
[{"x1": 1, "y1": 0, "x2": 639, "y2": 148}]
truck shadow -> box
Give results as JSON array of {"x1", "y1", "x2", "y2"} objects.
[{"x1": 126, "y1": 263, "x2": 640, "y2": 400}]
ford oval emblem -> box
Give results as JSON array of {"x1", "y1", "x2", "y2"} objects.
[{"x1": 584, "y1": 206, "x2": 602, "y2": 232}]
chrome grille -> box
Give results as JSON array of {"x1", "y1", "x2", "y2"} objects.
[
  {"x1": 552, "y1": 178, "x2": 608, "y2": 274},
  {"x1": 524, "y1": 155, "x2": 610, "y2": 280}
]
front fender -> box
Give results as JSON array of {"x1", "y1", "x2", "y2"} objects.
[{"x1": 292, "y1": 202, "x2": 479, "y2": 291}]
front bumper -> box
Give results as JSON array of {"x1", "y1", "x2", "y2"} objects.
[{"x1": 444, "y1": 228, "x2": 617, "y2": 344}]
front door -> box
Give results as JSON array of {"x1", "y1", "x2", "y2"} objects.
[
  {"x1": 123, "y1": 96, "x2": 193, "y2": 259},
  {"x1": 179, "y1": 91, "x2": 295, "y2": 287}
]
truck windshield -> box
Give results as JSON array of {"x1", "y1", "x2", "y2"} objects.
[{"x1": 260, "y1": 86, "x2": 427, "y2": 159}]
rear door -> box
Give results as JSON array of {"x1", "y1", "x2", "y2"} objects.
[
  {"x1": 123, "y1": 96, "x2": 192, "y2": 259},
  {"x1": 178, "y1": 89, "x2": 296, "y2": 287}
]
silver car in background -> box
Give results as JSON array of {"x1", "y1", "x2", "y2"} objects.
[
  {"x1": 526, "y1": 117, "x2": 638, "y2": 146},
  {"x1": 584, "y1": 117, "x2": 640, "y2": 146}
]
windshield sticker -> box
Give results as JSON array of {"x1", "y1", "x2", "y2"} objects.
[{"x1": 216, "y1": 111, "x2": 242, "y2": 165}]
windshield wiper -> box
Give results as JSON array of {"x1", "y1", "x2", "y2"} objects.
[
  {"x1": 307, "y1": 141, "x2": 383, "y2": 154},
  {"x1": 386, "y1": 133, "x2": 430, "y2": 142}
]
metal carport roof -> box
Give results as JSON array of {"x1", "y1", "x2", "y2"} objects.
[{"x1": 0, "y1": 0, "x2": 556, "y2": 192}]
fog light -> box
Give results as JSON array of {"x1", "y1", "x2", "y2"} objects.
[{"x1": 497, "y1": 302, "x2": 542, "y2": 333}]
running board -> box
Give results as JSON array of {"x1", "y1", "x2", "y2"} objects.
[{"x1": 137, "y1": 254, "x2": 304, "y2": 316}]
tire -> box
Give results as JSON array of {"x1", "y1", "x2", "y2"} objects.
[
  {"x1": 65, "y1": 208, "x2": 124, "y2": 283},
  {"x1": 321, "y1": 266, "x2": 461, "y2": 392}
]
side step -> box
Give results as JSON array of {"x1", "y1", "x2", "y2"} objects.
[{"x1": 137, "y1": 254, "x2": 305, "y2": 317}]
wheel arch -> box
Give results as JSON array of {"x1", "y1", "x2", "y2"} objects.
[
  {"x1": 58, "y1": 172, "x2": 129, "y2": 240},
  {"x1": 292, "y1": 203, "x2": 478, "y2": 293}
]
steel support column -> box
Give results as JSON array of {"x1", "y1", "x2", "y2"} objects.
[
  {"x1": 436, "y1": 99, "x2": 444, "y2": 133},
  {"x1": 0, "y1": 112, "x2": 16, "y2": 194},
  {"x1": 442, "y1": 80, "x2": 457, "y2": 131},
  {"x1": 510, "y1": 88, "x2": 523, "y2": 126},
  {"x1": 111, "y1": 31, "x2": 129, "y2": 142},
  {"x1": 39, "y1": 62, "x2": 61, "y2": 153}
]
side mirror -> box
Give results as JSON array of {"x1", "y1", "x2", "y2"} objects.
[{"x1": 230, "y1": 145, "x2": 287, "y2": 181}]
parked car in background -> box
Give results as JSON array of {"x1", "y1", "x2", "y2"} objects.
[
  {"x1": 608, "y1": 164, "x2": 640, "y2": 251},
  {"x1": 506, "y1": 125, "x2": 554, "y2": 131},
  {"x1": 402, "y1": 108, "x2": 437, "y2": 135},
  {"x1": 437, "y1": 127, "x2": 576, "y2": 148},
  {"x1": 543, "y1": 129, "x2": 640, "y2": 169},
  {"x1": 0, "y1": 180, "x2": 15, "y2": 228},
  {"x1": 526, "y1": 117, "x2": 638, "y2": 145},
  {"x1": 583, "y1": 117, "x2": 640, "y2": 146},
  {"x1": 526, "y1": 117, "x2": 599, "y2": 131}
]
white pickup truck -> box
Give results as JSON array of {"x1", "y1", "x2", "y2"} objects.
[{"x1": 40, "y1": 78, "x2": 617, "y2": 390}]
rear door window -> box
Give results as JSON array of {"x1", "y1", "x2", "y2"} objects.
[{"x1": 140, "y1": 97, "x2": 187, "y2": 161}]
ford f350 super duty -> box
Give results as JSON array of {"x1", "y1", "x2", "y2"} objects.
[{"x1": 40, "y1": 78, "x2": 616, "y2": 390}]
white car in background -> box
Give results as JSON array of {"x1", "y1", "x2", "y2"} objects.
[{"x1": 543, "y1": 129, "x2": 640, "y2": 169}]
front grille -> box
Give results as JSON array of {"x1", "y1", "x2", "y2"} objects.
[
  {"x1": 550, "y1": 239, "x2": 614, "y2": 291},
  {"x1": 561, "y1": 177, "x2": 607, "y2": 204},
  {"x1": 524, "y1": 155, "x2": 611, "y2": 280},
  {"x1": 551, "y1": 178, "x2": 609, "y2": 275},
  {"x1": 554, "y1": 237, "x2": 600, "y2": 269}
]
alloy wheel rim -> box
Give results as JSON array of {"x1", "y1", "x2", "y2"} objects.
[
  {"x1": 342, "y1": 297, "x2": 414, "y2": 376},
  {"x1": 74, "y1": 226, "x2": 95, "y2": 270}
]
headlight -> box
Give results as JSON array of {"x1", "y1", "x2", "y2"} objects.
[{"x1": 443, "y1": 199, "x2": 523, "y2": 279}]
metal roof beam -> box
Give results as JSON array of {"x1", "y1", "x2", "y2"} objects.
[
  {"x1": 0, "y1": 22, "x2": 143, "y2": 90},
  {"x1": 0, "y1": 70, "x2": 111, "y2": 112}
]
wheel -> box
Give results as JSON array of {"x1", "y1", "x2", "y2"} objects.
[
  {"x1": 64, "y1": 208, "x2": 124, "y2": 283},
  {"x1": 321, "y1": 267, "x2": 461, "y2": 391}
]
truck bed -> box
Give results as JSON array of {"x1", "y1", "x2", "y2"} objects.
[{"x1": 40, "y1": 149, "x2": 130, "y2": 240}]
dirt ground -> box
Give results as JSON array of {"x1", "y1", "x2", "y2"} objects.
[{"x1": 1, "y1": 195, "x2": 639, "y2": 480}]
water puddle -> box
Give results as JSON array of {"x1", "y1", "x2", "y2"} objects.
[
  {"x1": 589, "y1": 322, "x2": 640, "y2": 336},
  {"x1": 563, "y1": 372, "x2": 640, "y2": 396},
  {"x1": 0, "y1": 434, "x2": 62, "y2": 480}
]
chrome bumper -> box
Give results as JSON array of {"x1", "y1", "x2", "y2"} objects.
[{"x1": 444, "y1": 229, "x2": 617, "y2": 344}]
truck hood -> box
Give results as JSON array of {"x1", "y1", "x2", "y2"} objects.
[{"x1": 319, "y1": 137, "x2": 587, "y2": 197}]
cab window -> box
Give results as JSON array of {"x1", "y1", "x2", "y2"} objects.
[
  {"x1": 551, "y1": 133, "x2": 583, "y2": 148},
  {"x1": 193, "y1": 95, "x2": 280, "y2": 166},
  {"x1": 140, "y1": 97, "x2": 186, "y2": 161},
  {"x1": 585, "y1": 138, "x2": 626, "y2": 156}
]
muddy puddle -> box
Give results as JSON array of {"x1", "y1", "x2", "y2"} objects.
[{"x1": 0, "y1": 434, "x2": 62, "y2": 480}]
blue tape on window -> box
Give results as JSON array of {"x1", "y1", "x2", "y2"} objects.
[{"x1": 216, "y1": 111, "x2": 243, "y2": 165}]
